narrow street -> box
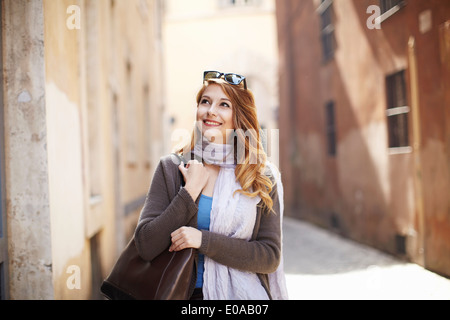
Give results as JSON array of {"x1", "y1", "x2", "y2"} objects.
[{"x1": 283, "y1": 217, "x2": 450, "y2": 300}]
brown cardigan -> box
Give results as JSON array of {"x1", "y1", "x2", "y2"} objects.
[{"x1": 134, "y1": 154, "x2": 281, "y2": 299}]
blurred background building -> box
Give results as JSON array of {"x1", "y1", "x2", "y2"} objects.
[
  {"x1": 0, "y1": 0, "x2": 165, "y2": 299},
  {"x1": 276, "y1": 0, "x2": 450, "y2": 277},
  {"x1": 164, "y1": 0, "x2": 280, "y2": 165}
]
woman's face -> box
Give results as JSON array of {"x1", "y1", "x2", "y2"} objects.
[{"x1": 196, "y1": 84, "x2": 234, "y2": 144}]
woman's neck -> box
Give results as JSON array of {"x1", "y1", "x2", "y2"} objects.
[{"x1": 204, "y1": 163, "x2": 221, "y2": 172}]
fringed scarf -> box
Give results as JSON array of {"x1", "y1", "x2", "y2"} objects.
[{"x1": 191, "y1": 137, "x2": 288, "y2": 300}]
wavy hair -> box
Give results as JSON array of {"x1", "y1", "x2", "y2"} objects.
[{"x1": 175, "y1": 79, "x2": 275, "y2": 213}]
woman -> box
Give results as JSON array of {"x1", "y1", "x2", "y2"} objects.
[{"x1": 134, "y1": 71, "x2": 287, "y2": 300}]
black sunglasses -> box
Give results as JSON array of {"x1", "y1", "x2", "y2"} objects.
[{"x1": 203, "y1": 71, "x2": 247, "y2": 90}]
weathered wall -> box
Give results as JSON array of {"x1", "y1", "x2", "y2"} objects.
[
  {"x1": 2, "y1": 0, "x2": 164, "y2": 299},
  {"x1": 43, "y1": 0, "x2": 88, "y2": 299},
  {"x1": 43, "y1": 0, "x2": 165, "y2": 299},
  {"x1": 3, "y1": 0, "x2": 54, "y2": 299},
  {"x1": 276, "y1": 0, "x2": 450, "y2": 276}
]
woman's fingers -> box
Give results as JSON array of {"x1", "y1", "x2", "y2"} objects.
[
  {"x1": 170, "y1": 227, "x2": 189, "y2": 251},
  {"x1": 169, "y1": 238, "x2": 188, "y2": 252},
  {"x1": 169, "y1": 227, "x2": 202, "y2": 252},
  {"x1": 170, "y1": 228, "x2": 184, "y2": 243},
  {"x1": 178, "y1": 162, "x2": 187, "y2": 181},
  {"x1": 169, "y1": 228, "x2": 184, "y2": 252},
  {"x1": 178, "y1": 160, "x2": 208, "y2": 201},
  {"x1": 178, "y1": 160, "x2": 203, "y2": 177}
]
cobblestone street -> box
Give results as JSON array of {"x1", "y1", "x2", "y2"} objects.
[{"x1": 282, "y1": 217, "x2": 450, "y2": 300}]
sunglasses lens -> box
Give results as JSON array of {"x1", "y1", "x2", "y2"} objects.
[
  {"x1": 204, "y1": 71, "x2": 221, "y2": 81},
  {"x1": 203, "y1": 71, "x2": 246, "y2": 89},
  {"x1": 224, "y1": 74, "x2": 244, "y2": 85}
]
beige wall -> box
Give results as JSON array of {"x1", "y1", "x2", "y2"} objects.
[
  {"x1": 3, "y1": 0, "x2": 54, "y2": 300},
  {"x1": 163, "y1": 0, "x2": 279, "y2": 165},
  {"x1": 3, "y1": 0, "x2": 164, "y2": 299},
  {"x1": 43, "y1": 0, "x2": 87, "y2": 299}
]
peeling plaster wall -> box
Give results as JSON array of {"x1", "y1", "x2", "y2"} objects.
[
  {"x1": 42, "y1": 0, "x2": 89, "y2": 299},
  {"x1": 2, "y1": 0, "x2": 164, "y2": 299},
  {"x1": 45, "y1": 81, "x2": 87, "y2": 298},
  {"x1": 3, "y1": 0, "x2": 54, "y2": 299}
]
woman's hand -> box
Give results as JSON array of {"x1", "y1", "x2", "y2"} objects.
[
  {"x1": 178, "y1": 159, "x2": 209, "y2": 201},
  {"x1": 169, "y1": 226, "x2": 202, "y2": 252}
]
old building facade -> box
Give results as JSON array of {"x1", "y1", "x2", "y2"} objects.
[
  {"x1": 0, "y1": 0, "x2": 165, "y2": 299},
  {"x1": 276, "y1": 0, "x2": 450, "y2": 276},
  {"x1": 163, "y1": 0, "x2": 280, "y2": 165}
]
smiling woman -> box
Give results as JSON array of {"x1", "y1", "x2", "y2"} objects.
[
  {"x1": 196, "y1": 84, "x2": 234, "y2": 144},
  {"x1": 182, "y1": 77, "x2": 274, "y2": 206},
  {"x1": 134, "y1": 71, "x2": 288, "y2": 300}
]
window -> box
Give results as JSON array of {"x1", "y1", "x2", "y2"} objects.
[
  {"x1": 379, "y1": 0, "x2": 403, "y2": 14},
  {"x1": 318, "y1": 0, "x2": 335, "y2": 62},
  {"x1": 377, "y1": 0, "x2": 405, "y2": 24},
  {"x1": 386, "y1": 70, "x2": 410, "y2": 149},
  {"x1": 325, "y1": 101, "x2": 337, "y2": 156}
]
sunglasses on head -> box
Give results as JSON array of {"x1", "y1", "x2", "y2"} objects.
[{"x1": 203, "y1": 71, "x2": 247, "y2": 90}]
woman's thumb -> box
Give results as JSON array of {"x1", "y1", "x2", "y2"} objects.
[{"x1": 178, "y1": 161, "x2": 187, "y2": 175}]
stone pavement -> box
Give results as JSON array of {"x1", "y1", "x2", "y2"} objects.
[{"x1": 282, "y1": 216, "x2": 450, "y2": 300}]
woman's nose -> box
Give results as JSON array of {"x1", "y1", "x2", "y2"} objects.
[{"x1": 207, "y1": 103, "x2": 218, "y2": 116}]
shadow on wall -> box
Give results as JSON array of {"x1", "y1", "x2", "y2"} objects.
[{"x1": 279, "y1": 0, "x2": 415, "y2": 263}]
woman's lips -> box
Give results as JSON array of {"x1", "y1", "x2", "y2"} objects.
[{"x1": 203, "y1": 119, "x2": 222, "y2": 127}]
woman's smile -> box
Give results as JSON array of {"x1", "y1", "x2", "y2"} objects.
[{"x1": 203, "y1": 119, "x2": 222, "y2": 127}]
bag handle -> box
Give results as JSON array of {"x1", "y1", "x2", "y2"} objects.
[{"x1": 171, "y1": 153, "x2": 186, "y2": 187}]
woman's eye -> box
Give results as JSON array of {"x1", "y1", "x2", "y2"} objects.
[
  {"x1": 221, "y1": 102, "x2": 230, "y2": 108},
  {"x1": 201, "y1": 99, "x2": 210, "y2": 105}
]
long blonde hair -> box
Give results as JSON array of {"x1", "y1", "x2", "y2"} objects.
[{"x1": 175, "y1": 79, "x2": 275, "y2": 213}]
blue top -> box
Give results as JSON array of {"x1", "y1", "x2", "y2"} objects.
[{"x1": 196, "y1": 194, "x2": 212, "y2": 288}]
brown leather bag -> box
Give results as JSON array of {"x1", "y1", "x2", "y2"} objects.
[
  {"x1": 100, "y1": 154, "x2": 195, "y2": 300},
  {"x1": 100, "y1": 238, "x2": 195, "y2": 300}
]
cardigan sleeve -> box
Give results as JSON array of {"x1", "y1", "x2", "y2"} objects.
[
  {"x1": 134, "y1": 156, "x2": 198, "y2": 261},
  {"x1": 198, "y1": 179, "x2": 281, "y2": 274}
]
